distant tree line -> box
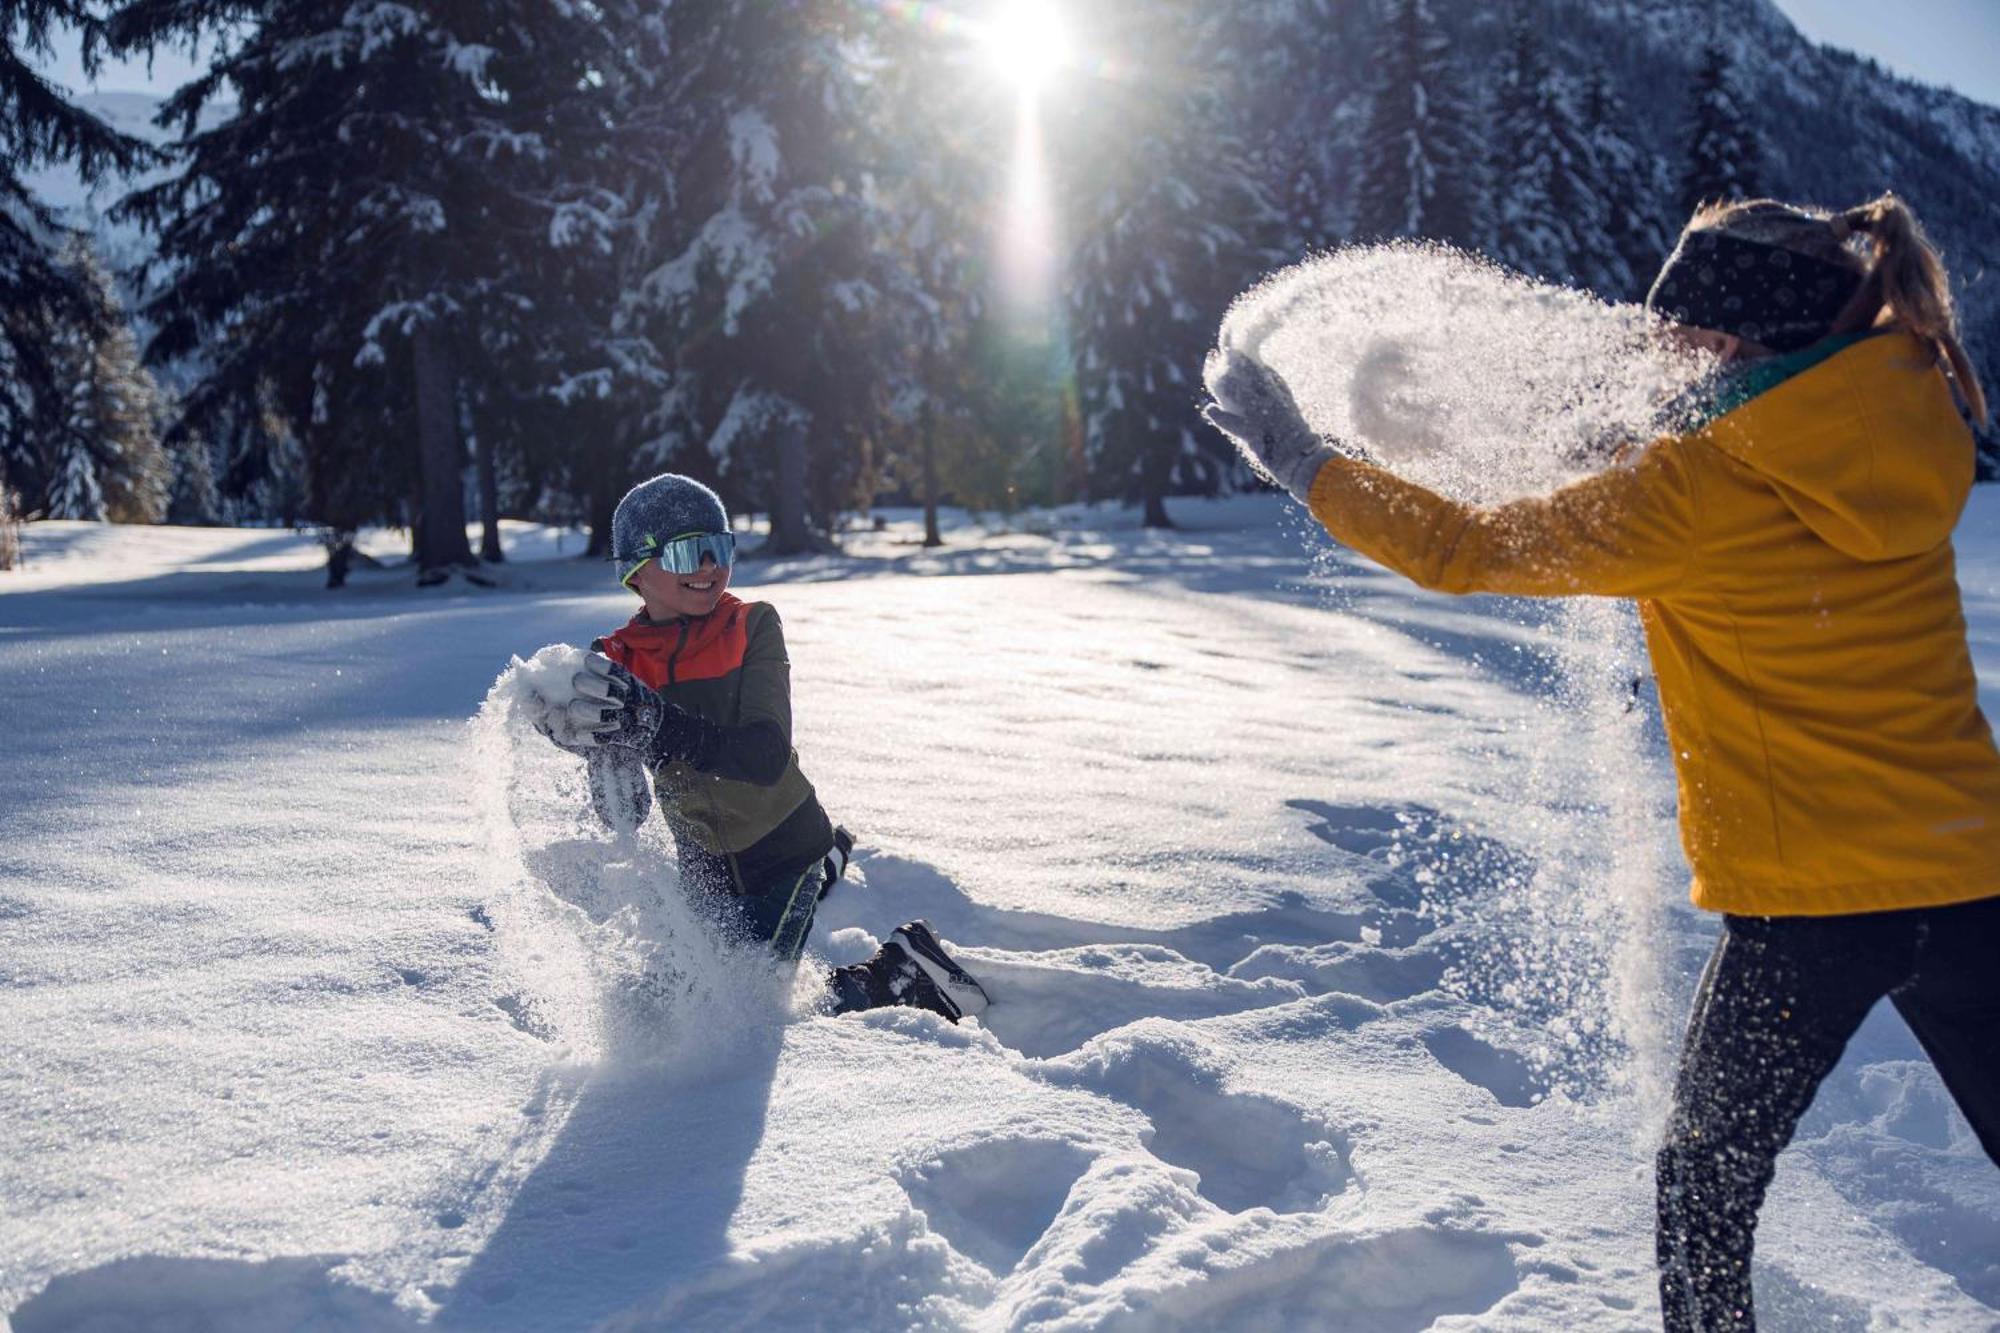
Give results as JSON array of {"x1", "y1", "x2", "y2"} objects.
[{"x1": 3, "y1": 0, "x2": 1996, "y2": 582}]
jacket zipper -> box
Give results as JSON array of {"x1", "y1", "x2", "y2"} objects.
[{"x1": 665, "y1": 619, "x2": 691, "y2": 687}]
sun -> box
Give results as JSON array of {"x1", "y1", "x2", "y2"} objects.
[{"x1": 983, "y1": 0, "x2": 1073, "y2": 94}]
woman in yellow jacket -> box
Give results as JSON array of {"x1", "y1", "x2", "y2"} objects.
[{"x1": 1207, "y1": 194, "x2": 1999, "y2": 1332}]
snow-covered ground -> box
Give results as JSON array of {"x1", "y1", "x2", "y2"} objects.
[{"x1": 3, "y1": 495, "x2": 1997, "y2": 1332}]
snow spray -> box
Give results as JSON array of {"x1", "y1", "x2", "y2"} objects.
[
  {"x1": 1213, "y1": 244, "x2": 1718, "y2": 1114},
  {"x1": 468, "y1": 645, "x2": 811, "y2": 1075}
]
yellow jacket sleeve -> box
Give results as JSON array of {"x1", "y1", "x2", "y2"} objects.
[{"x1": 1303, "y1": 439, "x2": 1702, "y2": 599}]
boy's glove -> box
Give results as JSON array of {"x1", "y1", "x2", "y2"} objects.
[
  {"x1": 586, "y1": 747, "x2": 653, "y2": 833},
  {"x1": 1201, "y1": 349, "x2": 1342, "y2": 503},
  {"x1": 533, "y1": 711, "x2": 597, "y2": 757},
  {"x1": 818, "y1": 825, "x2": 855, "y2": 900},
  {"x1": 563, "y1": 653, "x2": 714, "y2": 766}
]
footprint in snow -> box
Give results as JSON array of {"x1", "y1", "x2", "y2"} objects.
[
  {"x1": 1421, "y1": 1026, "x2": 1550, "y2": 1109},
  {"x1": 898, "y1": 1139, "x2": 1094, "y2": 1275},
  {"x1": 970, "y1": 944, "x2": 1305, "y2": 1059},
  {"x1": 1127, "y1": 1226, "x2": 1521, "y2": 1332},
  {"x1": 1284, "y1": 799, "x2": 1534, "y2": 915},
  {"x1": 1230, "y1": 937, "x2": 1448, "y2": 1005},
  {"x1": 1061, "y1": 1041, "x2": 1352, "y2": 1216}
]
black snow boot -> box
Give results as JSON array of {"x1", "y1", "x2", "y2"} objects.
[
  {"x1": 890, "y1": 920, "x2": 990, "y2": 1018},
  {"x1": 827, "y1": 922, "x2": 988, "y2": 1024}
]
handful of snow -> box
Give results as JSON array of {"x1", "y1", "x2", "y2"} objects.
[
  {"x1": 505, "y1": 642, "x2": 592, "y2": 707},
  {"x1": 1207, "y1": 243, "x2": 1716, "y2": 502},
  {"x1": 498, "y1": 642, "x2": 596, "y2": 745}
]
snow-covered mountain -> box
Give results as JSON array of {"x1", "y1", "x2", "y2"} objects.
[{"x1": 1511, "y1": 0, "x2": 2000, "y2": 357}]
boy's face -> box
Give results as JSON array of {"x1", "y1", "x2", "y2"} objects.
[{"x1": 631, "y1": 553, "x2": 731, "y2": 620}]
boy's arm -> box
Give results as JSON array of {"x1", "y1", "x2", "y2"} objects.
[{"x1": 671, "y1": 605, "x2": 791, "y2": 786}]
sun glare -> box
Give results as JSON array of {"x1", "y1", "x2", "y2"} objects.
[{"x1": 984, "y1": 0, "x2": 1072, "y2": 94}]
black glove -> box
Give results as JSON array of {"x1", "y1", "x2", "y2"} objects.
[
  {"x1": 562, "y1": 654, "x2": 666, "y2": 752},
  {"x1": 818, "y1": 825, "x2": 855, "y2": 901},
  {"x1": 568, "y1": 653, "x2": 720, "y2": 768},
  {"x1": 533, "y1": 712, "x2": 598, "y2": 757},
  {"x1": 586, "y1": 747, "x2": 654, "y2": 833}
]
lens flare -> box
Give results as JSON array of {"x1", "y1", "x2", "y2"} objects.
[
  {"x1": 983, "y1": 0, "x2": 1071, "y2": 94},
  {"x1": 997, "y1": 97, "x2": 1059, "y2": 313}
]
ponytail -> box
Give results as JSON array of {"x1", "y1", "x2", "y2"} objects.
[{"x1": 1834, "y1": 192, "x2": 1989, "y2": 425}]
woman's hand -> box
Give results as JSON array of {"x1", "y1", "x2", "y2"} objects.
[{"x1": 1201, "y1": 350, "x2": 1341, "y2": 502}]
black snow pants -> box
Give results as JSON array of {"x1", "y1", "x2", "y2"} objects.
[
  {"x1": 1656, "y1": 893, "x2": 2000, "y2": 1331},
  {"x1": 676, "y1": 843, "x2": 827, "y2": 964},
  {"x1": 681, "y1": 846, "x2": 908, "y2": 1014}
]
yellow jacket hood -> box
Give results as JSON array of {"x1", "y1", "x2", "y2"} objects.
[{"x1": 1700, "y1": 332, "x2": 1975, "y2": 562}]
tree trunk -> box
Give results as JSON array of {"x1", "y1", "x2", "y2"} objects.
[
  {"x1": 585, "y1": 475, "x2": 618, "y2": 559},
  {"x1": 324, "y1": 530, "x2": 355, "y2": 589},
  {"x1": 475, "y1": 422, "x2": 504, "y2": 563},
  {"x1": 766, "y1": 419, "x2": 812, "y2": 555},
  {"x1": 1141, "y1": 441, "x2": 1174, "y2": 529},
  {"x1": 411, "y1": 326, "x2": 474, "y2": 579},
  {"x1": 921, "y1": 407, "x2": 943, "y2": 548}
]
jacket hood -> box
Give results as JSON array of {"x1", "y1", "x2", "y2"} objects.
[{"x1": 1697, "y1": 332, "x2": 1974, "y2": 562}]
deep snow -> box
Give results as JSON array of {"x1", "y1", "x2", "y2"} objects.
[{"x1": 3, "y1": 496, "x2": 1997, "y2": 1331}]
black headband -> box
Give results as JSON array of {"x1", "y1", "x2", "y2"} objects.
[{"x1": 1645, "y1": 230, "x2": 1863, "y2": 353}]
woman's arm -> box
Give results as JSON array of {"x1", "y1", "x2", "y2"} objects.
[{"x1": 1304, "y1": 439, "x2": 1703, "y2": 599}]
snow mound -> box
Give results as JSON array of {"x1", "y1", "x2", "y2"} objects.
[{"x1": 1208, "y1": 243, "x2": 1715, "y2": 500}]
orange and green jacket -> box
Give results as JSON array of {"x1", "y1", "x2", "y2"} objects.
[
  {"x1": 1305, "y1": 330, "x2": 2000, "y2": 917},
  {"x1": 596, "y1": 594, "x2": 833, "y2": 889}
]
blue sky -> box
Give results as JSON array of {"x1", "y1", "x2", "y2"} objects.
[
  {"x1": 28, "y1": 3, "x2": 2000, "y2": 109},
  {"x1": 1772, "y1": 0, "x2": 2000, "y2": 106}
]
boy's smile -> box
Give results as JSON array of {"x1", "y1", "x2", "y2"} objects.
[{"x1": 631, "y1": 556, "x2": 731, "y2": 621}]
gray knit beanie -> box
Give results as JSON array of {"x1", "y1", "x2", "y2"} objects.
[{"x1": 610, "y1": 474, "x2": 730, "y2": 563}]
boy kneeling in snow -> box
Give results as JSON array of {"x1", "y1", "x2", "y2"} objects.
[{"x1": 531, "y1": 472, "x2": 988, "y2": 1022}]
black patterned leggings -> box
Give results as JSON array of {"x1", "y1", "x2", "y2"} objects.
[{"x1": 1657, "y1": 894, "x2": 2000, "y2": 1330}]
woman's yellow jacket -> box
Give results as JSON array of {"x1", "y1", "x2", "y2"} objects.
[{"x1": 1306, "y1": 331, "x2": 2000, "y2": 916}]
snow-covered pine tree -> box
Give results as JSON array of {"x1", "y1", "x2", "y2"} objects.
[
  {"x1": 452, "y1": 0, "x2": 666, "y2": 563},
  {"x1": 502, "y1": 3, "x2": 700, "y2": 557},
  {"x1": 1492, "y1": 8, "x2": 1598, "y2": 286},
  {"x1": 1350, "y1": 0, "x2": 1488, "y2": 250},
  {"x1": 1, "y1": 1, "x2": 151, "y2": 507},
  {"x1": 113, "y1": 2, "x2": 459, "y2": 575},
  {"x1": 111, "y1": 0, "x2": 642, "y2": 579},
  {"x1": 51, "y1": 238, "x2": 170, "y2": 522},
  {"x1": 1579, "y1": 70, "x2": 1674, "y2": 300},
  {"x1": 0, "y1": 480, "x2": 19, "y2": 568},
  {"x1": 1060, "y1": 0, "x2": 1270, "y2": 527},
  {"x1": 1234, "y1": 0, "x2": 1372, "y2": 256},
  {"x1": 1678, "y1": 39, "x2": 1766, "y2": 214},
  {"x1": 44, "y1": 436, "x2": 103, "y2": 519},
  {"x1": 624, "y1": 0, "x2": 918, "y2": 555},
  {"x1": 163, "y1": 404, "x2": 221, "y2": 526}
]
